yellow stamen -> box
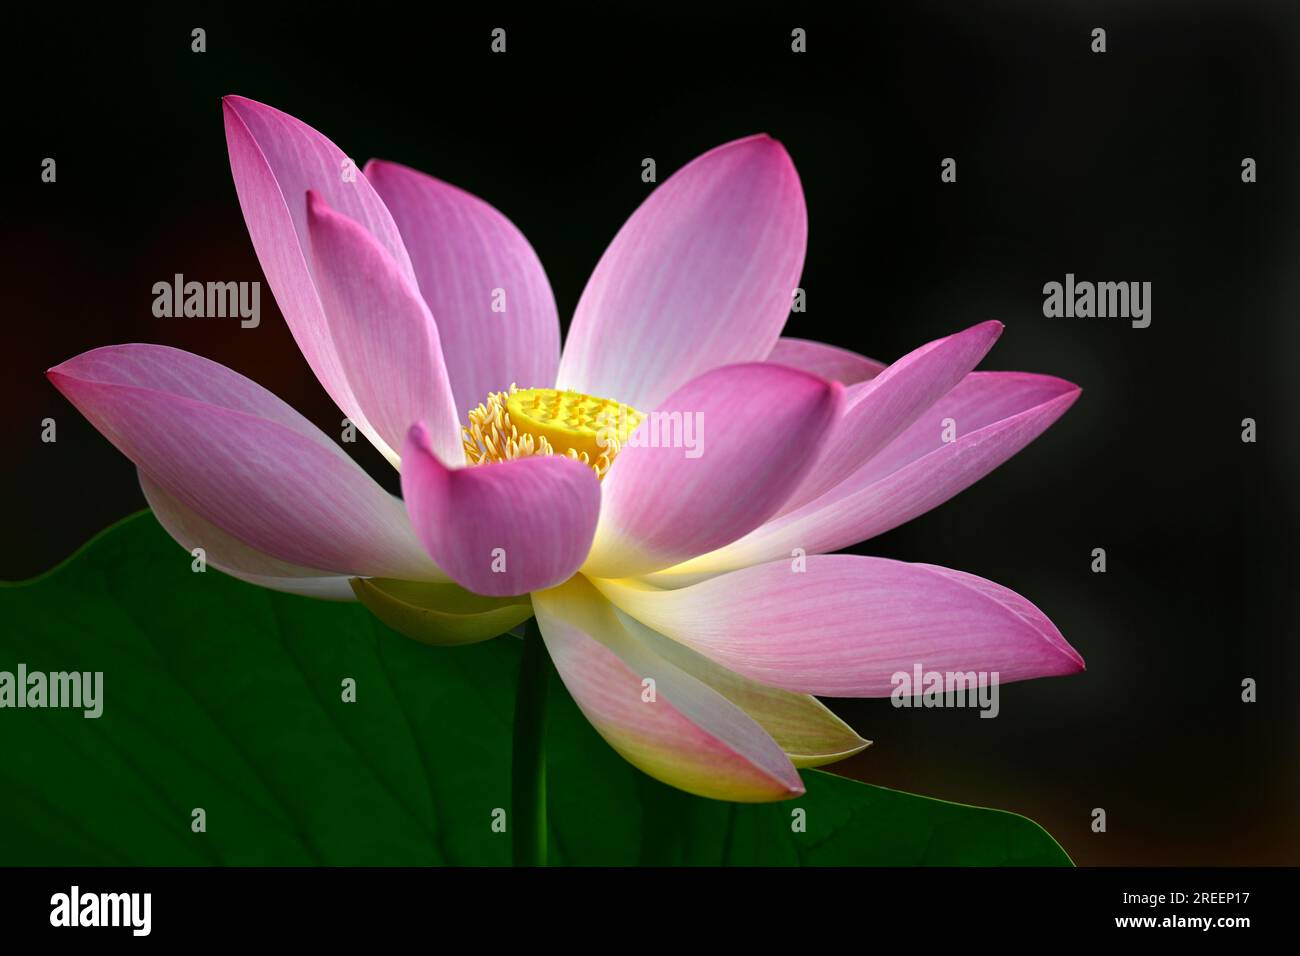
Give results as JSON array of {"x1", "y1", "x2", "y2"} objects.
[{"x1": 462, "y1": 385, "x2": 644, "y2": 479}]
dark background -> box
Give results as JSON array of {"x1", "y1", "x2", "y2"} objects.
[{"x1": 4, "y1": 0, "x2": 1297, "y2": 864}]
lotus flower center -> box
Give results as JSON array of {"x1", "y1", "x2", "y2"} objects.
[{"x1": 462, "y1": 385, "x2": 644, "y2": 479}]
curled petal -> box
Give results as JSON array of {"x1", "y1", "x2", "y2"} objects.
[{"x1": 400, "y1": 424, "x2": 600, "y2": 596}]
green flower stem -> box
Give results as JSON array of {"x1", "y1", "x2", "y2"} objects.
[{"x1": 512, "y1": 618, "x2": 549, "y2": 866}]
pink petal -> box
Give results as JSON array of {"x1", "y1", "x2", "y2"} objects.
[
  {"x1": 612, "y1": 609, "x2": 869, "y2": 767},
  {"x1": 223, "y1": 95, "x2": 416, "y2": 462},
  {"x1": 365, "y1": 159, "x2": 561, "y2": 413},
  {"x1": 141, "y1": 472, "x2": 355, "y2": 600},
  {"x1": 306, "y1": 190, "x2": 463, "y2": 466},
  {"x1": 400, "y1": 424, "x2": 600, "y2": 597},
  {"x1": 765, "y1": 337, "x2": 886, "y2": 385},
  {"x1": 533, "y1": 576, "x2": 803, "y2": 801},
  {"x1": 48, "y1": 345, "x2": 441, "y2": 581},
  {"x1": 655, "y1": 372, "x2": 1080, "y2": 581},
  {"x1": 596, "y1": 554, "x2": 1084, "y2": 697},
  {"x1": 557, "y1": 135, "x2": 808, "y2": 411},
  {"x1": 583, "y1": 363, "x2": 843, "y2": 578},
  {"x1": 778, "y1": 321, "x2": 1002, "y2": 514},
  {"x1": 840, "y1": 371, "x2": 1080, "y2": 485}
]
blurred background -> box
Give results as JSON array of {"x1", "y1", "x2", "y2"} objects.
[{"x1": 3, "y1": 0, "x2": 1297, "y2": 864}]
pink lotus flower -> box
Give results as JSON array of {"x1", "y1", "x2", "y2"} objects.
[{"x1": 48, "y1": 96, "x2": 1083, "y2": 804}]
